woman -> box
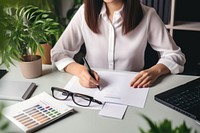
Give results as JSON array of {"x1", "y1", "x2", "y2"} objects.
[{"x1": 51, "y1": 0, "x2": 185, "y2": 88}]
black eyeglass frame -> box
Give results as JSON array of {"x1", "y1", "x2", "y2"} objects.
[{"x1": 51, "y1": 87, "x2": 102, "y2": 107}]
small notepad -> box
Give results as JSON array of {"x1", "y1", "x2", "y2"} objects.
[
  {"x1": 99, "y1": 103, "x2": 127, "y2": 119},
  {"x1": 0, "y1": 80, "x2": 37, "y2": 101},
  {"x1": 3, "y1": 92, "x2": 74, "y2": 133}
]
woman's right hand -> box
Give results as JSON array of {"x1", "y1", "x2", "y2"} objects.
[
  {"x1": 64, "y1": 62, "x2": 100, "y2": 88},
  {"x1": 78, "y1": 69, "x2": 100, "y2": 88}
]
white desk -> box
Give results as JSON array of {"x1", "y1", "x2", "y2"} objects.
[{"x1": 1, "y1": 63, "x2": 200, "y2": 133}]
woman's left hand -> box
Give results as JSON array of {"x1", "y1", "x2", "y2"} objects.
[{"x1": 130, "y1": 64, "x2": 170, "y2": 88}]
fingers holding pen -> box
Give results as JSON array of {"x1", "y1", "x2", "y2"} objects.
[
  {"x1": 79, "y1": 69, "x2": 100, "y2": 88},
  {"x1": 87, "y1": 70, "x2": 100, "y2": 88},
  {"x1": 93, "y1": 71, "x2": 100, "y2": 80}
]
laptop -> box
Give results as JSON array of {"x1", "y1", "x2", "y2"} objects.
[{"x1": 155, "y1": 77, "x2": 200, "y2": 123}]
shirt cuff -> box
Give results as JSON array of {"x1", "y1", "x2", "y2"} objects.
[
  {"x1": 54, "y1": 58, "x2": 75, "y2": 72},
  {"x1": 157, "y1": 59, "x2": 184, "y2": 74}
]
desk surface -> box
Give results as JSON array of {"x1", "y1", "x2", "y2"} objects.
[{"x1": 1, "y1": 63, "x2": 200, "y2": 133}]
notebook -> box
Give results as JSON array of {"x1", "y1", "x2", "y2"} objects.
[
  {"x1": 3, "y1": 92, "x2": 74, "y2": 133},
  {"x1": 155, "y1": 77, "x2": 200, "y2": 122},
  {"x1": 0, "y1": 80, "x2": 37, "y2": 101}
]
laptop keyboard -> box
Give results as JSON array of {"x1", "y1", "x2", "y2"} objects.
[{"x1": 165, "y1": 82, "x2": 200, "y2": 110}]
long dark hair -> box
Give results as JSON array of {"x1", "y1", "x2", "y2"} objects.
[{"x1": 83, "y1": 0, "x2": 143, "y2": 34}]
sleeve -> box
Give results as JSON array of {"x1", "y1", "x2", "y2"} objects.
[
  {"x1": 51, "y1": 5, "x2": 85, "y2": 72},
  {"x1": 147, "y1": 8, "x2": 186, "y2": 74}
]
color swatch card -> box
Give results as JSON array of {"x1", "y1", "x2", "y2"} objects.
[{"x1": 3, "y1": 92, "x2": 74, "y2": 133}]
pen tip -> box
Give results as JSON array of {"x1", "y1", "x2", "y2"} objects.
[{"x1": 97, "y1": 85, "x2": 101, "y2": 91}]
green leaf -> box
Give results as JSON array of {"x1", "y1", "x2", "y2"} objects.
[
  {"x1": 0, "y1": 103, "x2": 10, "y2": 131},
  {"x1": 41, "y1": 14, "x2": 49, "y2": 18},
  {"x1": 0, "y1": 122, "x2": 9, "y2": 130},
  {"x1": 0, "y1": 104, "x2": 4, "y2": 119},
  {"x1": 174, "y1": 121, "x2": 192, "y2": 133},
  {"x1": 157, "y1": 119, "x2": 173, "y2": 133},
  {"x1": 140, "y1": 114, "x2": 160, "y2": 133},
  {"x1": 1, "y1": 2, "x2": 64, "y2": 69},
  {"x1": 139, "y1": 114, "x2": 198, "y2": 133}
]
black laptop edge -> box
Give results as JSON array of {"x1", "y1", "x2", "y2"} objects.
[
  {"x1": 154, "y1": 95, "x2": 197, "y2": 120},
  {"x1": 154, "y1": 77, "x2": 200, "y2": 121}
]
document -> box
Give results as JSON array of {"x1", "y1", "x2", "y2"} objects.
[
  {"x1": 64, "y1": 70, "x2": 149, "y2": 108},
  {"x1": 3, "y1": 92, "x2": 74, "y2": 133},
  {"x1": 94, "y1": 71, "x2": 149, "y2": 108}
]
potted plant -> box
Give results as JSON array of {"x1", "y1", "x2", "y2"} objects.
[
  {"x1": 1, "y1": 5, "x2": 63, "y2": 78},
  {"x1": 139, "y1": 114, "x2": 198, "y2": 133}
]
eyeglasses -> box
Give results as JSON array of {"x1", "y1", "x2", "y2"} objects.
[{"x1": 51, "y1": 87, "x2": 102, "y2": 107}]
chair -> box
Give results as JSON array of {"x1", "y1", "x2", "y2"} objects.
[
  {"x1": 143, "y1": 43, "x2": 159, "y2": 70},
  {"x1": 73, "y1": 44, "x2": 86, "y2": 65}
]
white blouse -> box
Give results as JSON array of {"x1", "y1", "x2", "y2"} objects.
[{"x1": 51, "y1": 4, "x2": 186, "y2": 74}]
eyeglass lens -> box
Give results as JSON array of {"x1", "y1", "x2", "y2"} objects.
[
  {"x1": 52, "y1": 89, "x2": 69, "y2": 100},
  {"x1": 73, "y1": 93, "x2": 92, "y2": 107}
]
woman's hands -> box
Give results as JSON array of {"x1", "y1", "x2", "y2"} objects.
[
  {"x1": 130, "y1": 64, "x2": 170, "y2": 88},
  {"x1": 65, "y1": 62, "x2": 170, "y2": 88}
]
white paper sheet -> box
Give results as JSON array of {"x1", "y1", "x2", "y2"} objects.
[
  {"x1": 64, "y1": 70, "x2": 149, "y2": 108},
  {"x1": 99, "y1": 103, "x2": 127, "y2": 119},
  {"x1": 94, "y1": 71, "x2": 149, "y2": 108}
]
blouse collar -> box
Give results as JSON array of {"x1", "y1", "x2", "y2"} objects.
[{"x1": 99, "y1": 3, "x2": 124, "y2": 18}]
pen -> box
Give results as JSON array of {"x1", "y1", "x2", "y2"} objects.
[{"x1": 82, "y1": 57, "x2": 101, "y2": 90}]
